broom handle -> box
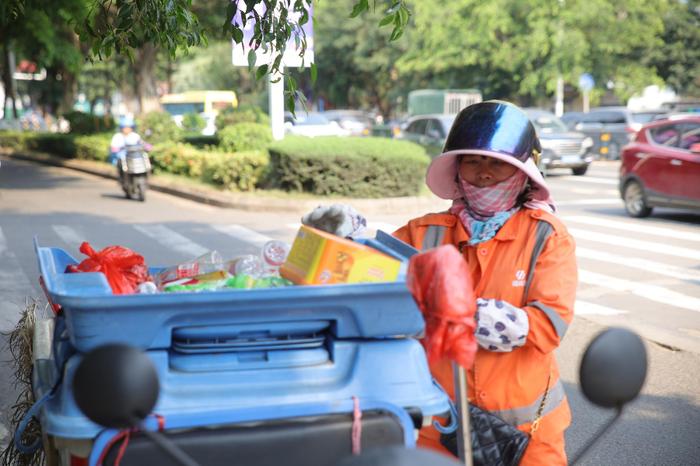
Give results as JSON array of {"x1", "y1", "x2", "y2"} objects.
[{"x1": 453, "y1": 362, "x2": 473, "y2": 466}]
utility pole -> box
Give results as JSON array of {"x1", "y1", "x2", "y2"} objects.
[{"x1": 554, "y1": 0, "x2": 565, "y2": 116}]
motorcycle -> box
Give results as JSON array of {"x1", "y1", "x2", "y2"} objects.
[{"x1": 116, "y1": 143, "x2": 151, "y2": 202}]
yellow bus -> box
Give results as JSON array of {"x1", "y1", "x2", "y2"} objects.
[{"x1": 160, "y1": 90, "x2": 238, "y2": 135}]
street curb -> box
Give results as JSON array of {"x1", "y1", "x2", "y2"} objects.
[{"x1": 1, "y1": 149, "x2": 451, "y2": 215}]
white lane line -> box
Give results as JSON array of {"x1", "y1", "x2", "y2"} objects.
[
  {"x1": 575, "y1": 300, "x2": 628, "y2": 316},
  {"x1": 52, "y1": 225, "x2": 85, "y2": 250},
  {"x1": 556, "y1": 199, "x2": 621, "y2": 206},
  {"x1": 134, "y1": 225, "x2": 209, "y2": 258},
  {"x1": 558, "y1": 176, "x2": 618, "y2": 185},
  {"x1": 576, "y1": 246, "x2": 700, "y2": 282},
  {"x1": 212, "y1": 224, "x2": 273, "y2": 248},
  {"x1": 569, "y1": 188, "x2": 619, "y2": 196},
  {"x1": 569, "y1": 227, "x2": 700, "y2": 261},
  {"x1": 0, "y1": 227, "x2": 39, "y2": 332},
  {"x1": 564, "y1": 215, "x2": 700, "y2": 242},
  {"x1": 579, "y1": 269, "x2": 700, "y2": 313}
]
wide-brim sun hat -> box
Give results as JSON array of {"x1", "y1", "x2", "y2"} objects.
[{"x1": 426, "y1": 100, "x2": 551, "y2": 201}]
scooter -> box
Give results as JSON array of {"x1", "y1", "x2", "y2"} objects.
[{"x1": 116, "y1": 143, "x2": 151, "y2": 202}]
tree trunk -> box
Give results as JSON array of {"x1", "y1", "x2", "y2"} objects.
[
  {"x1": 2, "y1": 43, "x2": 18, "y2": 119},
  {"x1": 133, "y1": 43, "x2": 158, "y2": 114}
]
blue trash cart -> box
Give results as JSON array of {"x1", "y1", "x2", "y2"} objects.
[{"x1": 23, "y1": 231, "x2": 449, "y2": 466}]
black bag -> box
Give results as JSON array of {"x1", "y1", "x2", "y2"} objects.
[{"x1": 440, "y1": 404, "x2": 530, "y2": 466}]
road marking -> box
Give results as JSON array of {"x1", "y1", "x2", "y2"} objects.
[
  {"x1": 575, "y1": 300, "x2": 628, "y2": 316},
  {"x1": 568, "y1": 188, "x2": 619, "y2": 196},
  {"x1": 134, "y1": 224, "x2": 209, "y2": 258},
  {"x1": 0, "y1": 227, "x2": 39, "y2": 332},
  {"x1": 558, "y1": 176, "x2": 617, "y2": 185},
  {"x1": 212, "y1": 224, "x2": 273, "y2": 248},
  {"x1": 564, "y1": 215, "x2": 700, "y2": 242},
  {"x1": 556, "y1": 199, "x2": 621, "y2": 206},
  {"x1": 576, "y1": 246, "x2": 700, "y2": 283},
  {"x1": 569, "y1": 227, "x2": 700, "y2": 261},
  {"x1": 52, "y1": 225, "x2": 85, "y2": 250},
  {"x1": 579, "y1": 269, "x2": 700, "y2": 313}
]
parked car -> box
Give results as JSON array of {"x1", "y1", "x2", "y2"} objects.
[
  {"x1": 397, "y1": 114, "x2": 455, "y2": 157},
  {"x1": 524, "y1": 109, "x2": 594, "y2": 176},
  {"x1": 619, "y1": 115, "x2": 700, "y2": 217},
  {"x1": 563, "y1": 107, "x2": 666, "y2": 160},
  {"x1": 284, "y1": 112, "x2": 351, "y2": 137},
  {"x1": 322, "y1": 110, "x2": 374, "y2": 136}
]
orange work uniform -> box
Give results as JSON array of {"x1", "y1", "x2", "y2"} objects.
[{"x1": 394, "y1": 208, "x2": 577, "y2": 465}]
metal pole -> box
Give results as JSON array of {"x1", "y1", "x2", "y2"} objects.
[{"x1": 453, "y1": 362, "x2": 473, "y2": 466}]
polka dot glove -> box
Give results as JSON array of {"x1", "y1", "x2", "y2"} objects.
[
  {"x1": 301, "y1": 204, "x2": 367, "y2": 239},
  {"x1": 475, "y1": 298, "x2": 529, "y2": 352}
]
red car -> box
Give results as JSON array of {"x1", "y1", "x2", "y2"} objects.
[{"x1": 619, "y1": 115, "x2": 700, "y2": 217}]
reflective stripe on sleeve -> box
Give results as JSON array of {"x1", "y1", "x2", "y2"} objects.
[
  {"x1": 422, "y1": 225, "x2": 446, "y2": 251},
  {"x1": 528, "y1": 300, "x2": 569, "y2": 340},
  {"x1": 523, "y1": 220, "x2": 554, "y2": 299},
  {"x1": 491, "y1": 378, "x2": 566, "y2": 427}
]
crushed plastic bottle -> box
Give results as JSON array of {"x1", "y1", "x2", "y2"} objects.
[
  {"x1": 261, "y1": 240, "x2": 291, "y2": 276},
  {"x1": 225, "y1": 255, "x2": 264, "y2": 278},
  {"x1": 155, "y1": 251, "x2": 224, "y2": 288}
]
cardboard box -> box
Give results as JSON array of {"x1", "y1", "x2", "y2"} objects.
[{"x1": 280, "y1": 225, "x2": 401, "y2": 285}]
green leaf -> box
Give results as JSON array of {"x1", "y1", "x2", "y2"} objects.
[
  {"x1": 247, "y1": 49, "x2": 257, "y2": 70},
  {"x1": 232, "y1": 27, "x2": 243, "y2": 43},
  {"x1": 256, "y1": 64, "x2": 269, "y2": 80},
  {"x1": 379, "y1": 13, "x2": 394, "y2": 27},
  {"x1": 310, "y1": 62, "x2": 317, "y2": 84}
]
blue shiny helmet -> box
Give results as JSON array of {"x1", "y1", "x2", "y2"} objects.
[
  {"x1": 118, "y1": 115, "x2": 136, "y2": 129},
  {"x1": 443, "y1": 100, "x2": 541, "y2": 162}
]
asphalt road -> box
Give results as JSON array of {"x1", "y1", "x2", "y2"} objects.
[{"x1": 0, "y1": 156, "x2": 698, "y2": 464}]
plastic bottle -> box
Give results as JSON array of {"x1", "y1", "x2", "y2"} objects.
[
  {"x1": 155, "y1": 250, "x2": 224, "y2": 287},
  {"x1": 225, "y1": 255, "x2": 264, "y2": 278},
  {"x1": 261, "y1": 240, "x2": 291, "y2": 276}
]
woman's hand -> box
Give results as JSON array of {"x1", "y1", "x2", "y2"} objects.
[{"x1": 474, "y1": 298, "x2": 529, "y2": 352}]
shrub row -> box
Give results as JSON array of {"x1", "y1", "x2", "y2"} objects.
[
  {"x1": 0, "y1": 130, "x2": 111, "y2": 161},
  {"x1": 149, "y1": 143, "x2": 269, "y2": 191},
  {"x1": 266, "y1": 136, "x2": 430, "y2": 198}
]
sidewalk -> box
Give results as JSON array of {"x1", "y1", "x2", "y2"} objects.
[{"x1": 1, "y1": 149, "x2": 451, "y2": 215}]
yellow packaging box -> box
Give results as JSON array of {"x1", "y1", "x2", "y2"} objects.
[{"x1": 280, "y1": 225, "x2": 401, "y2": 285}]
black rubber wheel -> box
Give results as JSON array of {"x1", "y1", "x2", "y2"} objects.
[
  {"x1": 623, "y1": 180, "x2": 652, "y2": 218},
  {"x1": 572, "y1": 165, "x2": 589, "y2": 176},
  {"x1": 135, "y1": 176, "x2": 147, "y2": 202}
]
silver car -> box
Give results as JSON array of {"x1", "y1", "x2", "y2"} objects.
[{"x1": 525, "y1": 109, "x2": 595, "y2": 176}]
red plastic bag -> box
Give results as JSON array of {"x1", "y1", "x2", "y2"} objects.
[
  {"x1": 66, "y1": 242, "x2": 151, "y2": 295},
  {"x1": 406, "y1": 244, "x2": 477, "y2": 369}
]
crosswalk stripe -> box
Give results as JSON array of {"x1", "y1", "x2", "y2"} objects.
[
  {"x1": 368, "y1": 222, "x2": 399, "y2": 234},
  {"x1": 133, "y1": 224, "x2": 209, "y2": 258},
  {"x1": 579, "y1": 269, "x2": 700, "y2": 313},
  {"x1": 0, "y1": 227, "x2": 39, "y2": 332},
  {"x1": 569, "y1": 227, "x2": 700, "y2": 261},
  {"x1": 558, "y1": 176, "x2": 617, "y2": 185},
  {"x1": 52, "y1": 225, "x2": 85, "y2": 250},
  {"x1": 576, "y1": 246, "x2": 700, "y2": 282},
  {"x1": 568, "y1": 188, "x2": 619, "y2": 196},
  {"x1": 556, "y1": 199, "x2": 620, "y2": 206},
  {"x1": 564, "y1": 215, "x2": 700, "y2": 242},
  {"x1": 212, "y1": 224, "x2": 273, "y2": 248},
  {"x1": 575, "y1": 300, "x2": 628, "y2": 316}
]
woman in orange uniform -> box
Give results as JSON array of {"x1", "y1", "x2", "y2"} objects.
[{"x1": 393, "y1": 101, "x2": 577, "y2": 465}]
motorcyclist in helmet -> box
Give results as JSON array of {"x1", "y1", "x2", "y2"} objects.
[{"x1": 109, "y1": 115, "x2": 150, "y2": 187}]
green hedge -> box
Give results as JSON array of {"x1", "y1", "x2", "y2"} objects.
[
  {"x1": 218, "y1": 123, "x2": 272, "y2": 152},
  {"x1": 63, "y1": 111, "x2": 115, "y2": 135},
  {"x1": 201, "y1": 150, "x2": 269, "y2": 191},
  {"x1": 266, "y1": 136, "x2": 429, "y2": 197},
  {"x1": 215, "y1": 104, "x2": 270, "y2": 130},
  {"x1": 183, "y1": 135, "x2": 220, "y2": 148},
  {"x1": 150, "y1": 142, "x2": 269, "y2": 191},
  {"x1": 26, "y1": 133, "x2": 77, "y2": 158},
  {"x1": 0, "y1": 130, "x2": 30, "y2": 150}
]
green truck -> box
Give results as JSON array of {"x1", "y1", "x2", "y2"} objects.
[{"x1": 407, "y1": 89, "x2": 482, "y2": 116}]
